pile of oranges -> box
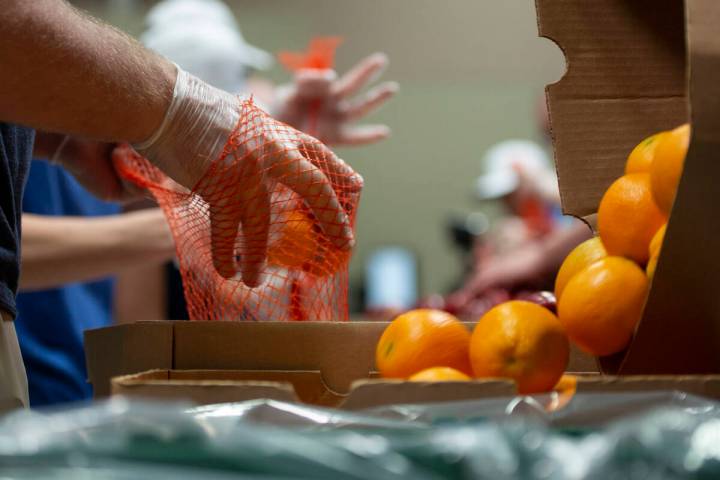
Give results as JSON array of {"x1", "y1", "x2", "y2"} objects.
[
  {"x1": 558, "y1": 123, "x2": 688, "y2": 356},
  {"x1": 375, "y1": 123, "x2": 689, "y2": 393}
]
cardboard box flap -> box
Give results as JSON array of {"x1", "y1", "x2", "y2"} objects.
[
  {"x1": 172, "y1": 322, "x2": 386, "y2": 394},
  {"x1": 85, "y1": 322, "x2": 174, "y2": 397},
  {"x1": 342, "y1": 379, "x2": 517, "y2": 410},
  {"x1": 536, "y1": 0, "x2": 688, "y2": 221},
  {"x1": 575, "y1": 375, "x2": 720, "y2": 398},
  {"x1": 112, "y1": 370, "x2": 299, "y2": 405},
  {"x1": 615, "y1": 0, "x2": 720, "y2": 373}
]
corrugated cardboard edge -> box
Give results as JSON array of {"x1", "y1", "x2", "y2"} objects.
[
  {"x1": 85, "y1": 321, "x2": 174, "y2": 397},
  {"x1": 575, "y1": 374, "x2": 720, "y2": 398},
  {"x1": 171, "y1": 321, "x2": 387, "y2": 394},
  {"x1": 110, "y1": 370, "x2": 720, "y2": 409},
  {"x1": 112, "y1": 370, "x2": 299, "y2": 405},
  {"x1": 342, "y1": 379, "x2": 517, "y2": 410},
  {"x1": 617, "y1": 0, "x2": 720, "y2": 373}
]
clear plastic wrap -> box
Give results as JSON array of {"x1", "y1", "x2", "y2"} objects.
[{"x1": 1, "y1": 393, "x2": 719, "y2": 479}]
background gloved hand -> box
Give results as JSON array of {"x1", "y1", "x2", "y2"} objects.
[
  {"x1": 133, "y1": 68, "x2": 362, "y2": 287},
  {"x1": 273, "y1": 53, "x2": 398, "y2": 146}
]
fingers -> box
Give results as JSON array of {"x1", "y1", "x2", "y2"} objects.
[
  {"x1": 238, "y1": 184, "x2": 271, "y2": 287},
  {"x1": 207, "y1": 178, "x2": 270, "y2": 288},
  {"x1": 293, "y1": 69, "x2": 337, "y2": 100},
  {"x1": 342, "y1": 81, "x2": 398, "y2": 122},
  {"x1": 332, "y1": 52, "x2": 389, "y2": 100},
  {"x1": 209, "y1": 201, "x2": 243, "y2": 281},
  {"x1": 335, "y1": 124, "x2": 391, "y2": 146},
  {"x1": 298, "y1": 134, "x2": 364, "y2": 192},
  {"x1": 268, "y1": 148, "x2": 355, "y2": 250}
]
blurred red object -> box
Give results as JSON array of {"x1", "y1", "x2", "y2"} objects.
[
  {"x1": 278, "y1": 37, "x2": 344, "y2": 71},
  {"x1": 513, "y1": 290, "x2": 557, "y2": 314}
]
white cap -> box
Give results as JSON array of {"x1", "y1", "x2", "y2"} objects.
[
  {"x1": 475, "y1": 140, "x2": 555, "y2": 200},
  {"x1": 142, "y1": 0, "x2": 273, "y2": 93}
]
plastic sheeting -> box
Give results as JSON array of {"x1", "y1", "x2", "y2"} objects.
[{"x1": 1, "y1": 392, "x2": 719, "y2": 479}]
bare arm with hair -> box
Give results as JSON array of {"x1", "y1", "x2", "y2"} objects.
[
  {"x1": 19, "y1": 209, "x2": 174, "y2": 291},
  {"x1": 0, "y1": 0, "x2": 174, "y2": 142}
]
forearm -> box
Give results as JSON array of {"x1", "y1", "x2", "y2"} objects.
[
  {"x1": 0, "y1": 0, "x2": 175, "y2": 143},
  {"x1": 20, "y1": 210, "x2": 174, "y2": 291},
  {"x1": 537, "y1": 221, "x2": 594, "y2": 275}
]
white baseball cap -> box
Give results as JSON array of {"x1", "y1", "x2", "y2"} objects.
[
  {"x1": 475, "y1": 139, "x2": 555, "y2": 200},
  {"x1": 142, "y1": 0, "x2": 273, "y2": 93}
]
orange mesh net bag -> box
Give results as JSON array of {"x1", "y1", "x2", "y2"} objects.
[
  {"x1": 115, "y1": 37, "x2": 358, "y2": 322},
  {"x1": 115, "y1": 97, "x2": 359, "y2": 322}
]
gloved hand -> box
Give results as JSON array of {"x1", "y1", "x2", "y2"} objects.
[
  {"x1": 134, "y1": 68, "x2": 362, "y2": 287},
  {"x1": 273, "y1": 53, "x2": 398, "y2": 146}
]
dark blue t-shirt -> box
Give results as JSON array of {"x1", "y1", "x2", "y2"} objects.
[
  {"x1": 0, "y1": 123, "x2": 34, "y2": 317},
  {"x1": 15, "y1": 160, "x2": 121, "y2": 406}
]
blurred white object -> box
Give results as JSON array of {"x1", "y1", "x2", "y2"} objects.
[
  {"x1": 142, "y1": 0, "x2": 272, "y2": 94},
  {"x1": 365, "y1": 247, "x2": 418, "y2": 311},
  {"x1": 475, "y1": 139, "x2": 558, "y2": 201}
]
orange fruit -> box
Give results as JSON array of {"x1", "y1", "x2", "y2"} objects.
[
  {"x1": 646, "y1": 254, "x2": 659, "y2": 281},
  {"x1": 376, "y1": 309, "x2": 472, "y2": 378},
  {"x1": 649, "y1": 223, "x2": 667, "y2": 259},
  {"x1": 650, "y1": 123, "x2": 690, "y2": 215},
  {"x1": 625, "y1": 131, "x2": 667, "y2": 174},
  {"x1": 408, "y1": 367, "x2": 471, "y2": 382},
  {"x1": 555, "y1": 236, "x2": 607, "y2": 301},
  {"x1": 268, "y1": 210, "x2": 349, "y2": 276},
  {"x1": 557, "y1": 257, "x2": 648, "y2": 356},
  {"x1": 553, "y1": 374, "x2": 577, "y2": 395},
  {"x1": 470, "y1": 301, "x2": 569, "y2": 394},
  {"x1": 598, "y1": 173, "x2": 666, "y2": 264},
  {"x1": 548, "y1": 374, "x2": 577, "y2": 411}
]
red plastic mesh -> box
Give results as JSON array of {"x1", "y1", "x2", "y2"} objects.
[{"x1": 114, "y1": 99, "x2": 359, "y2": 322}]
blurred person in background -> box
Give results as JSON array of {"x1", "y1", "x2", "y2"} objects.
[
  {"x1": 445, "y1": 99, "x2": 592, "y2": 316},
  {"x1": 11, "y1": 0, "x2": 397, "y2": 407}
]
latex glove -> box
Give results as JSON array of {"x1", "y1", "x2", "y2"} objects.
[
  {"x1": 134, "y1": 68, "x2": 361, "y2": 287},
  {"x1": 273, "y1": 53, "x2": 398, "y2": 146}
]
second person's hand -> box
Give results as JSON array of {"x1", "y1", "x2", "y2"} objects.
[{"x1": 273, "y1": 52, "x2": 398, "y2": 146}]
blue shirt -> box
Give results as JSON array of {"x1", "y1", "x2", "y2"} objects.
[{"x1": 15, "y1": 160, "x2": 121, "y2": 407}]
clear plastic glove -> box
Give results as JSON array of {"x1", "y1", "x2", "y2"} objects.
[
  {"x1": 273, "y1": 53, "x2": 398, "y2": 146},
  {"x1": 134, "y1": 68, "x2": 362, "y2": 287}
]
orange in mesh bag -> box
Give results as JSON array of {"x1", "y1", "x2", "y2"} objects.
[{"x1": 114, "y1": 98, "x2": 360, "y2": 322}]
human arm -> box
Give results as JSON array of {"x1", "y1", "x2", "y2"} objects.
[
  {"x1": 1, "y1": 0, "x2": 359, "y2": 286},
  {"x1": 19, "y1": 209, "x2": 174, "y2": 291},
  {"x1": 447, "y1": 221, "x2": 593, "y2": 307},
  {"x1": 1, "y1": 0, "x2": 173, "y2": 142}
]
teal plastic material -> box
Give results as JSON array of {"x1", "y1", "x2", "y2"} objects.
[{"x1": 0, "y1": 392, "x2": 718, "y2": 479}]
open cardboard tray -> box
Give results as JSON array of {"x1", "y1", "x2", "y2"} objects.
[
  {"x1": 112, "y1": 369, "x2": 720, "y2": 409},
  {"x1": 87, "y1": 320, "x2": 595, "y2": 408},
  {"x1": 86, "y1": 0, "x2": 720, "y2": 408},
  {"x1": 536, "y1": 0, "x2": 720, "y2": 373}
]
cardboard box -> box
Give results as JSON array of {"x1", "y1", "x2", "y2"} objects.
[
  {"x1": 86, "y1": 321, "x2": 595, "y2": 406},
  {"x1": 536, "y1": 0, "x2": 720, "y2": 373}
]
